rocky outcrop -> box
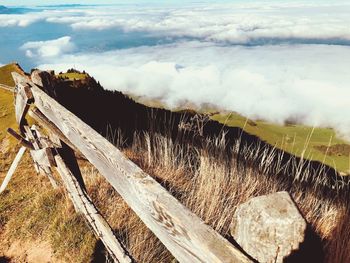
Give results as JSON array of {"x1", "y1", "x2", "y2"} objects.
[{"x1": 231, "y1": 191, "x2": 307, "y2": 263}]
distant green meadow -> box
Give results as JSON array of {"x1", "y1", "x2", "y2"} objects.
[
  {"x1": 57, "y1": 72, "x2": 87, "y2": 81},
  {"x1": 211, "y1": 112, "x2": 350, "y2": 175},
  {"x1": 132, "y1": 95, "x2": 350, "y2": 175}
]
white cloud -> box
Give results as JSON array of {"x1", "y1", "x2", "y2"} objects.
[
  {"x1": 0, "y1": 14, "x2": 40, "y2": 27},
  {"x1": 56, "y1": 2, "x2": 350, "y2": 45},
  {"x1": 0, "y1": 8, "x2": 87, "y2": 27},
  {"x1": 20, "y1": 36, "x2": 75, "y2": 58},
  {"x1": 3, "y1": 2, "x2": 350, "y2": 45},
  {"x1": 37, "y1": 41, "x2": 350, "y2": 139}
]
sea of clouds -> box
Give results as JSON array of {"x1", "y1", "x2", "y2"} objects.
[{"x1": 1, "y1": 1, "x2": 350, "y2": 138}]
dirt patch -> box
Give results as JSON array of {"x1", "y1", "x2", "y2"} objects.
[
  {"x1": 0, "y1": 239, "x2": 61, "y2": 263},
  {"x1": 315, "y1": 144, "x2": 350, "y2": 156},
  {"x1": 0, "y1": 138, "x2": 10, "y2": 155}
]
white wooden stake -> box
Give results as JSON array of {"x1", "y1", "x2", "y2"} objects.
[{"x1": 0, "y1": 146, "x2": 26, "y2": 194}]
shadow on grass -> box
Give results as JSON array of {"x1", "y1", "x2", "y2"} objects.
[
  {"x1": 285, "y1": 225, "x2": 324, "y2": 263},
  {"x1": 0, "y1": 256, "x2": 11, "y2": 263},
  {"x1": 91, "y1": 240, "x2": 107, "y2": 263}
]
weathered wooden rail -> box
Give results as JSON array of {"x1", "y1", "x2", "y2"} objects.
[{"x1": 0, "y1": 70, "x2": 252, "y2": 262}]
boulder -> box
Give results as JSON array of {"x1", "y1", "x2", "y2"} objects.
[{"x1": 230, "y1": 191, "x2": 306, "y2": 263}]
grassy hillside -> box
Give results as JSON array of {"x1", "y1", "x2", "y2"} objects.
[
  {"x1": 1, "y1": 64, "x2": 350, "y2": 262},
  {"x1": 0, "y1": 63, "x2": 23, "y2": 142},
  {"x1": 211, "y1": 112, "x2": 350, "y2": 175},
  {"x1": 57, "y1": 72, "x2": 88, "y2": 81},
  {"x1": 0, "y1": 64, "x2": 96, "y2": 262},
  {"x1": 3, "y1": 63, "x2": 348, "y2": 175},
  {"x1": 127, "y1": 95, "x2": 350, "y2": 175},
  {"x1": 0, "y1": 63, "x2": 23, "y2": 86}
]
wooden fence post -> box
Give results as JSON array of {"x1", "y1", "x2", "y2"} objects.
[
  {"x1": 16, "y1": 71, "x2": 252, "y2": 263},
  {"x1": 54, "y1": 154, "x2": 133, "y2": 263}
]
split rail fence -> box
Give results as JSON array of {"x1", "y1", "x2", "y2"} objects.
[{"x1": 0, "y1": 71, "x2": 252, "y2": 263}]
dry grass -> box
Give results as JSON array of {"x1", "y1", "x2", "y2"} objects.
[
  {"x1": 1, "y1": 96, "x2": 349, "y2": 262},
  {"x1": 0, "y1": 148, "x2": 96, "y2": 263},
  {"x1": 2, "y1": 122, "x2": 350, "y2": 262},
  {"x1": 76, "y1": 129, "x2": 350, "y2": 263}
]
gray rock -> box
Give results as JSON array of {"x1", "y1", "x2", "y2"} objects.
[{"x1": 231, "y1": 191, "x2": 306, "y2": 263}]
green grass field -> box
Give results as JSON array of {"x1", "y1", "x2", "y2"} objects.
[
  {"x1": 0, "y1": 63, "x2": 24, "y2": 142},
  {"x1": 57, "y1": 72, "x2": 87, "y2": 81},
  {"x1": 0, "y1": 63, "x2": 22, "y2": 87},
  {"x1": 211, "y1": 112, "x2": 350, "y2": 175},
  {"x1": 128, "y1": 95, "x2": 350, "y2": 175},
  {"x1": 0, "y1": 64, "x2": 96, "y2": 262}
]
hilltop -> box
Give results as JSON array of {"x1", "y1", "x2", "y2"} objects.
[{"x1": 0, "y1": 63, "x2": 25, "y2": 86}]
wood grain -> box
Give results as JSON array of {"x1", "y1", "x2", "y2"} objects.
[
  {"x1": 7, "y1": 128, "x2": 34, "y2": 150},
  {"x1": 29, "y1": 107, "x2": 80, "y2": 154},
  {"x1": 23, "y1": 125, "x2": 58, "y2": 188},
  {"x1": 55, "y1": 154, "x2": 132, "y2": 263},
  {"x1": 31, "y1": 148, "x2": 55, "y2": 168},
  {"x1": 12, "y1": 73, "x2": 32, "y2": 125}
]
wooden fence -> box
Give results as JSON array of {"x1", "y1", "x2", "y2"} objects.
[{"x1": 0, "y1": 71, "x2": 252, "y2": 263}]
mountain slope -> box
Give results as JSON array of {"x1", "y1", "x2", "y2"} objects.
[
  {"x1": 211, "y1": 112, "x2": 350, "y2": 175},
  {"x1": 1, "y1": 64, "x2": 350, "y2": 262},
  {"x1": 0, "y1": 63, "x2": 25, "y2": 142},
  {"x1": 130, "y1": 96, "x2": 350, "y2": 175}
]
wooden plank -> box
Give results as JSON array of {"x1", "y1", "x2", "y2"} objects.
[
  {"x1": 31, "y1": 70, "x2": 56, "y2": 98},
  {"x1": 28, "y1": 108, "x2": 78, "y2": 153},
  {"x1": 25, "y1": 124, "x2": 57, "y2": 166},
  {"x1": 27, "y1": 74, "x2": 252, "y2": 263},
  {"x1": 15, "y1": 87, "x2": 29, "y2": 124},
  {"x1": 31, "y1": 125, "x2": 55, "y2": 149},
  {"x1": 15, "y1": 88, "x2": 29, "y2": 125},
  {"x1": 31, "y1": 149, "x2": 58, "y2": 189},
  {"x1": 7, "y1": 128, "x2": 34, "y2": 150},
  {"x1": 12, "y1": 76, "x2": 32, "y2": 125},
  {"x1": 0, "y1": 147, "x2": 26, "y2": 194},
  {"x1": 23, "y1": 126, "x2": 40, "y2": 149},
  {"x1": 11, "y1": 72, "x2": 33, "y2": 125},
  {"x1": 31, "y1": 148, "x2": 56, "y2": 168},
  {"x1": 23, "y1": 125, "x2": 42, "y2": 174},
  {"x1": 23, "y1": 125, "x2": 58, "y2": 188},
  {"x1": 55, "y1": 154, "x2": 132, "y2": 263}
]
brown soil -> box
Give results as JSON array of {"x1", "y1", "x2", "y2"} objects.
[
  {"x1": 315, "y1": 144, "x2": 350, "y2": 156},
  {"x1": 0, "y1": 238, "x2": 62, "y2": 263}
]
